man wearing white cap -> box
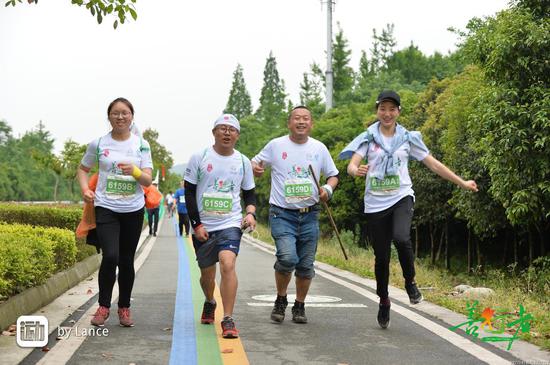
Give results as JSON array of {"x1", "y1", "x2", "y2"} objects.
[{"x1": 183, "y1": 113, "x2": 256, "y2": 338}]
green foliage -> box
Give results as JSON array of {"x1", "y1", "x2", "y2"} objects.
[
  {"x1": 0, "y1": 223, "x2": 77, "y2": 298},
  {"x1": 5, "y1": 0, "x2": 138, "y2": 29},
  {"x1": 0, "y1": 203, "x2": 82, "y2": 231},
  {"x1": 256, "y1": 51, "x2": 287, "y2": 128},
  {"x1": 332, "y1": 26, "x2": 354, "y2": 106},
  {"x1": 142, "y1": 128, "x2": 175, "y2": 193},
  {"x1": 225, "y1": 64, "x2": 253, "y2": 120},
  {"x1": 299, "y1": 63, "x2": 325, "y2": 119}
]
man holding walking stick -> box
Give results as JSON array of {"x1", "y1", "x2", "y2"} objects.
[{"x1": 252, "y1": 105, "x2": 339, "y2": 324}]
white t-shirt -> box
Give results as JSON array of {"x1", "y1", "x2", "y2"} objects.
[
  {"x1": 252, "y1": 136, "x2": 339, "y2": 209},
  {"x1": 184, "y1": 147, "x2": 255, "y2": 232},
  {"x1": 356, "y1": 135, "x2": 429, "y2": 213},
  {"x1": 81, "y1": 132, "x2": 153, "y2": 213},
  {"x1": 165, "y1": 193, "x2": 174, "y2": 205}
]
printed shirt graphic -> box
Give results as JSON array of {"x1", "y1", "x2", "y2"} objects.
[
  {"x1": 81, "y1": 133, "x2": 153, "y2": 213},
  {"x1": 355, "y1": 133, "x2": 429, "y2": 213},
  {"x1": 184, "y1": 147, "x2": 255, "y2": 232},
  {"x1": 252, "y1": 136, "x2": 338, "y2": 209},
  {"x1": 173, "y1": 187, "x2": 188, "y2": 214}
]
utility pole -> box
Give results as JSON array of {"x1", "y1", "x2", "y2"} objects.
[{"x1": 324, "y1": 0, "x2": 334, "y2": 111}]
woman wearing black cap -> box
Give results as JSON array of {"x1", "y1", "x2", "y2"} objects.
[{"x1": 339, "y1": 90, "x2": 478, "y2": 329}]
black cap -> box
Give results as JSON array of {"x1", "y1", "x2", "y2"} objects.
[{"x1": 376, "y1": 90, "x2": 401, "y2": 107}]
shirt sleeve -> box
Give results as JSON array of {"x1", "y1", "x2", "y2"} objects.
[
  {"x1": 184, "y1": 153, "x2": 200, "y2": 185},
  {"x1": 251, "y1": 141, "x2": 273, "y2": 166},
  {"x1": 140, "y1": 139, "x2": 154, "y2": 169},
  {"x1": 241, "y1": 156, "x2": 256, "y2": 190},
  {"x1": 80, "y1": 139, "x2": 99, "y2": 168},
  {"x1": 354, "y1": 143, "x2": 369, "y2": 159},
  {"x1": 408, "y1": 131, "x2": 430, "y2": 161}
]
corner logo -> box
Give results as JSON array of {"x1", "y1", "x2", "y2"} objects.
[
  {"x1": 282, "y1": 152, "x2": 287, "y2": 160},
  {"x1": 17, "y1": 315, "x2": 48, "y2": 348},
  {"x1": 207, "y1": 163, "x2": 213, "y2": 172}
]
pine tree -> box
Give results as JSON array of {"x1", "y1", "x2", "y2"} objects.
[
  {"x1": 370, "y1": 23, "x2": 397, "y2": 73},
  {"x1": 224, "y1": 64, "x2": 252, "y2": 120},
  {"x1": 332, "y1": 26, "x2": 354, "y2": 106},
  {"x1": 299, "y1": 63, "x2": 324, "y2": 119},
  {"x1": 256, "y1": 51, "x2": 286, "y2": 126}
]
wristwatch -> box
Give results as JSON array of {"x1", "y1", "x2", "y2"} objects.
[{"x1": 246, "y1": 211, "x2": 257, "y2": 220}]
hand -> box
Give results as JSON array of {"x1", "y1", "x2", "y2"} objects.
[
  {"x1": 117, "y1": 162, "x2": 134, "y2": 175},
  {"x1": 82, "y1": 188, "x2": 95, "y2": 203},
  {"x1": 355, "y1": 164, "x2": 369, "y2": 177},
  {"x1": 194, "y1": 225, "x2": 209, "y2": 242},
  {"x1": 252, "y1": 161, "x2": 265, "y2": 177},
  {"x1": 461, "y1": 180, "x2": 478, "y2": 192},
  {"x1": 319, "y1": 187, "x2": 329, "y2": 203},
  {"x1": 241, "y1": 213, "x2": 256, "y2": 232}
]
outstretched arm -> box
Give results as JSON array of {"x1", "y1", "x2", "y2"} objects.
[
  {"x1": 347, "y1": 153, "x2": 369, "y2": 177},
  {"x1": 422, "y1": 155, "x2": 478, "y2": 192}
]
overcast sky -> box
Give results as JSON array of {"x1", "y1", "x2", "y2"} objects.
[{"x1": 0, "y1": 0, "x2": 509, "y2": 165}]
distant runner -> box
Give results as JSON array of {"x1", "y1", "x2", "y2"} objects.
[{"x1": 173, "y1": 180, "x2": 190, "y2": 236}]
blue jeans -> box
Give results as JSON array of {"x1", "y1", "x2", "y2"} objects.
[
  {"x1": 192, "y1": 227, "x2": 242, "y2": 269},
  {"x1": 269, "y1": 205, "x2": 320, "y2": 279}
]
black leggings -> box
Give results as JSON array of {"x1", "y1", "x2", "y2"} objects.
[
  {"x1": 365, "y1": 196, "x2": 415, "y2": 299},
  {"x1": 95, "y1": 206, "x2": 144, "y2": 308},
  {"x1": 178, "y1": 212, "x2": 190, "y2": 236},
  {"x1": 147, "y1": 207, "x2": 159, "y2": 234}
]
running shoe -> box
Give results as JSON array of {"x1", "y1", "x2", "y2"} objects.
[
  {"x1": 377, "y1": 302, "x2": 391, "y2": 329},
  {"x1": 270, "y1": 295, "x2": 288, "y2": 323},
  {"x1": 91, "y1": 305, "x2": 110, "y2": 327},
  {"x1": 117, "y1": 307, "x2": 134, "y2": 327},
  {"x1": 291, "y1": 301, "x2": 307, "y2": 324},
  {"x1": 405, "y1": 282, "x2": 423, "y2": 304},
  {"x1": 221, "y1": 316, "x2": 239, "y2": 338},
  {"x1": 201, "y1": 301, "x2": 216, "y2": 324}
]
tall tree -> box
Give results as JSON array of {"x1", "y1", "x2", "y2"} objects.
[
  {"x1": 255, "y1": 51, "x2": 287, "y2": 127},
  {"x1": 299, "y1": 63, "x2": 324, "y2": 119},
  {"x1": 332, "y1": 26, "x2": 354, "y2": 106},
  {"x1": 225, "y1": 64, "x2": 252, "y2": 120},
  {"x1": 370, "y1": 23, "x2": 396, "y2": 73}
]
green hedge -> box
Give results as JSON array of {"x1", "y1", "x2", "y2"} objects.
[
  {"x1": 0, "y1": 223, "x2": 77, "y2": 298},
  {"x1": 0, "y1": 203, "x2": 82, "y2": 231}
]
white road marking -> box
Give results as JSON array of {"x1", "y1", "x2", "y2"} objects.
[
  {"x1": 247, "y1": 303, "x2": 367, "y2": 308},
  {"x1": 243, "y1": 235, "x2": 512, "y2": 365},
  {"x1": 251, "y1": 294, "x2": 342, "y2": 303}
]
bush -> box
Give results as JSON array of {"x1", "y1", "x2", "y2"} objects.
[
  {"x1": 0, "y1": 203, "x2": 82, "y2": 231},
  {"x1": 0, "y1": 223, "x2": 77, "y2": 298}
]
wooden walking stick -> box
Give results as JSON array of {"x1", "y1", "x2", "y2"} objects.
[{"x1": 308, "y1": 164, "x2": 348, "y2": 260}]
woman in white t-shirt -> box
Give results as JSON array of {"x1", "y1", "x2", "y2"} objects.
[
  {"x1": 77, "y1": 97, "x2": 153, "y2": 328},
  {"x1": 342, "y1": 91, "x2": 478, "y2": 329}
]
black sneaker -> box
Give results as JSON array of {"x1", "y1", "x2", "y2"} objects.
[
  {"x1": 405, "y1": 282, "x2": 423, "y2": 304},
  {"x1": 270, "y1": 295, "x2": 288, "y2": 323},
  {"x1": 291, "y1": 301, "x2": 307, "y2": 324},
  {"x1": 201, "y1": 301, "x2": 216, "y2": 324},
  {"x1": 377, "y1": 303, "x2": 391, "y2": 329}
]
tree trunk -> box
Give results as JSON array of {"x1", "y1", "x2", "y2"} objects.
[
  {"x1": 513, "y1": 233, "x2": 518, "y2": 267},
  {"x1": 467, "y1": 229, "x2": 472, "y2": 275},
  {"x1": 535, "y1": 224, "x2": 546, "y2": 257},
  {"x1": 436, "y1": 226, "x2": 445, "y2": 262},
  {"x1": 476, "y1": 235, "x2": 482, "y2": 272},
  {"x1": 53, "y1": 175, "x2": 59, "y2": 202},
  {"x1": 502, "y1": 231, "x2": 508, "y2": 266},
  {"x1": 430, "y1": 223, "x2": 436, "y2": 265},
  {"x1": 445, "y1": 221, "x2": 451, "y2": 271},
  {"x1": 528, "y1": 228, "x2": 534, "y2": 265}
]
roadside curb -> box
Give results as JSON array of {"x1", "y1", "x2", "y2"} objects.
[{"x1": 0, "y1": 253, "x2": 102, "y2": 331}]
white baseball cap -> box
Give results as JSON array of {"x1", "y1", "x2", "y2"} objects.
[{"x1": 213, "y1": 114, "x2": 240, "y2": 132}]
